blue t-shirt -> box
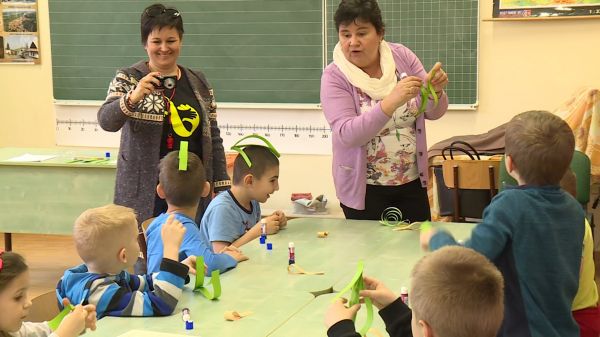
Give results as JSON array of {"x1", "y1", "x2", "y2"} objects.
[
  {"x1": 200, "y1": 190, "x2": 261, "y2": 245},
  {"x1": 146, "y1": 212, "x2": 237, "y2": 274}
]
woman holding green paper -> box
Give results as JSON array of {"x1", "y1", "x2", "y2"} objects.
[{"x1": 321, "y1": 0, "x2": 449, "y2": 221}]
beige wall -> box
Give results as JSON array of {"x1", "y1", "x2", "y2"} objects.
[
  {"x1": 426, "y1": 2, "x2": 600, "y2": 144},
  {"x1": 2, "y1": 1, "x2": 600, "y2": 215},
  {"x1": 1, "y1": 0, "x2": 54, "y2": 147}
]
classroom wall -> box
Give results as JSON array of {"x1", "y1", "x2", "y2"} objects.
[
  {"x1": 2, "y1": 1, "x2": 600, "y2": 218},
  {"x1": 0, "y1": 0, "x2": 54, "y2": 147}
]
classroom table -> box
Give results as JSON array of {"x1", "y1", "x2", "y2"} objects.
[
  {"x1": 0, "y1": 147, "x2": 116, "y2": 250},
  {"x1": 85, "y1": 218, "x2": 475, "y2": 337}
]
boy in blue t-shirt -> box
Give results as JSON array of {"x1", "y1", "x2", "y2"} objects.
[
  {"x1": 146, "y1": 151, "x2": 247, "y2": 274},
  {"x1": 421, "y1": 111, "x2": 585, "y2": 337},
  {"x1": 201, "y1": 145, "x2": 287, "y2": 253}
]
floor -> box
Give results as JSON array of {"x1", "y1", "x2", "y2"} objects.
[
  {"x1": 1, "y1": 233, "x2": 600, "y2": 300},
  {"x1": 1, "y1": 234, "x2": 81, "y2": 298}
]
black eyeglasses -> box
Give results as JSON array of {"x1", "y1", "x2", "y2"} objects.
[{"x1": 145, "y1": 6, "x2": 180, "y2": 18}]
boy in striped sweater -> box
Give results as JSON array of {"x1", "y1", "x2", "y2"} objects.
[{"x1": 57, "y1": 204, "x2": 193, "y2": 318}]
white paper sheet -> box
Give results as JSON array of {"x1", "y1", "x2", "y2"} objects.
[{"x1": 5, "y1": 153, "x2": 56, "y2": 162}]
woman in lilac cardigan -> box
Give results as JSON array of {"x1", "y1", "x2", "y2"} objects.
[{"x1": 321, "y1": 0, "x2": 449, "y2": 221}]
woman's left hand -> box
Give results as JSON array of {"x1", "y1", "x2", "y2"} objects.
[{"x1": 426, "y1": 62, "x2": 449, "y2": 94}]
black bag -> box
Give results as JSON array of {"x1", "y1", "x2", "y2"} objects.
[{"x1": 434, "y1": 141, "x2": 494, "y2": 220}]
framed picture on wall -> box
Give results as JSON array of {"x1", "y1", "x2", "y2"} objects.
[
  {"x1": 0, "y1": 0, "x2": 40, "y2": 64},
  {"x1": 493, "y1": 0, "x2": 600, "y2": 18}
]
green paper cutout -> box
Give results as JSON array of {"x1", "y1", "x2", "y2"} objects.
[
  {"x1": 230, "y1": 134, "x2": 280, "y2": 168},
  {"x1": 193, "y1": 256, "x2": 221, "y2": 300},
  {"x1": 179, "y1": 141, "x2": 189, "y2": 171},
  {"x1": 48, "y1": 303, "x2": 75, "y2": 331},
  {"x1": 420, "y1": 221, "x2": 433, "y2": 233},
  {"x1": 332, "y1": 261, "x2": 374, "y2": 337},
  {"x1": 416, "y1": 69, "x2": 440, "y2": 117},
  {"x1": 67, "y1": 157, "x2": 110, "y2": 164}
]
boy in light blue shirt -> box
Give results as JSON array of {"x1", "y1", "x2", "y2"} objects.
[
  {"x1": 146, "y1": 150, "x2": 247, "y2": 274},
  {"x1": 201, "y1": 145, "x2": 287, "y2": 253}
]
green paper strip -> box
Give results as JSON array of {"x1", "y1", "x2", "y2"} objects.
[
  {"x1": 66, "y1": 158, "x2": 109, "y2": 164},
  {"x1": 193, "y1": 256, "x2": 222, "y2": 300},
  {"x1": 416, "y1": 69, "x2": 440, "y2": 117},
  {"x1": 231, "y1": 145, "x2": 251, "y2": 167},
  {"x1": 179, "y1": 141, "x2": 189, "y2": 171},
  {"x1": 48, "y1": 303, "x2": 75, "y2": 331},
  {"x1": 332, "y1": 261, "x2": 363, "y2": 303},
  {"x1": 420, "y1": 221, "x2": 433, "y2": 233},
  {"x1": 362, "y1": 297, "x2": 375, "y2": 337},
  {"x1": 332, "y1": 261, "x2": 374, "y2": 337}
]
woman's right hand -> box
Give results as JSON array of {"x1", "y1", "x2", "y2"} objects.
[
  {"x1": 381, "y1": 76, "x2": 422, "y2": 117},
  {"x1": 128, "y1": 72, "x2": 162, "y2": 105}
]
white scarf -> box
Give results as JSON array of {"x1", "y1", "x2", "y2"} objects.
[{"x1": 333, "y1": 40, "x2": 397, "y2": 100}]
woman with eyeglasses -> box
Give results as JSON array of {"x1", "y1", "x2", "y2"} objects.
[
  {"x1": 321, "y1": 0, "x2": 449, "y2": 222},
  {"x1": 98, "y1": 3, "x2": 230, "y2": 225}
]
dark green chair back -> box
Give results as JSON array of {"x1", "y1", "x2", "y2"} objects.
[{"x1": 499, "y1": 150, "x2": 590, "y2": 206}]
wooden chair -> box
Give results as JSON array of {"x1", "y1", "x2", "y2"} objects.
[
  {"x1": 26, "y1": 291, "x2": 60, "y2": 322},
  {"x1": 137, "y1": 217, "x2": 156, "y2": 261},
  {"x1": 442, "y1": 159, "x2": 501, "y2": 222}
]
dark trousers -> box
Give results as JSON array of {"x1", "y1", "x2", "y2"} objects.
[{"x1": 341, "y1": 179, "x2": 431, "y2": 222}]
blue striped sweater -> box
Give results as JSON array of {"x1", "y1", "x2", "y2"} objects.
[{"x1": 56, "y1": 258, "x2": 188, "y2": 318}]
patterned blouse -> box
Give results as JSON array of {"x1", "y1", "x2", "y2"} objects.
[{"x1": 358, "y1": 88, "x2": 419, "y2": 186}]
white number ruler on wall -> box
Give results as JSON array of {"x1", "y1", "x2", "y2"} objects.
[{"x1": 54, "y1": 103, "x2": 333, "y2": 155}]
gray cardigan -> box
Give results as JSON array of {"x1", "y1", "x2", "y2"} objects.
[{"x1": 97, "y1": 60, "x2": 231, "y2": 223}]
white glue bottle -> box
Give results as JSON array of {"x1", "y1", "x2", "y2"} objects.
[{"x1": 400, "y1": 287, "x2": 409, "y2": 306}]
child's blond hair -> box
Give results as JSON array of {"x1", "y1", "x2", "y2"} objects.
[
  {"x1": 411, "y1": 246, "x2": 504, "y2": 337},
  {"x1": 73, "y1": 204, "x2": 137, "y2": 265}
]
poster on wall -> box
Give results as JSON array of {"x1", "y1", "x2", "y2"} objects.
[
  {"x1": 493, "y1": 0, "x2": 600, "y2": 18},
  {"x1": 0, "y1": 0, "x2": 40, "y2": 64}
]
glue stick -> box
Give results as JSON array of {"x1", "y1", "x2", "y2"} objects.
[
  {"x1": 261, "y1": 219, "x2": 267, "y2": 237},
  {"x1": 288, "y1": 242, "x2": 295, "y2": 265},
  {"x1": 400, "y1": 287, "x2": 409, "y2": 306},
  {"x1": 259, "y1": 219, "x2": 267, "y2": 244}
]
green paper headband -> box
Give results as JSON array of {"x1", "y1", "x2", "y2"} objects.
[{"x1": 230, "y1": 134, "x2": 280, "y2": 168}]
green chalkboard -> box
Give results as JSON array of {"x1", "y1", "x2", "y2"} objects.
[
  {"x1": 327, "y1": 0, "x2": 478, "y2": 106},
  {"x1": 49, "y1": 0, "x2": 323, "y2": 103},
  {"x1": 50, "y1": 0, "x2": 478, "y2": 105}
]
